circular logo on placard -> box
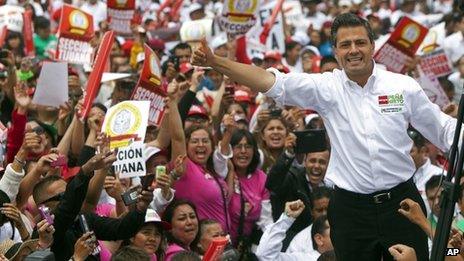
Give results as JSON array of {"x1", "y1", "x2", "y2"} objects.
[
  {"x1": 228, "y1": 0, "x2": 257, "y2": 16},
  {"x1": 69, "y1": 10, "x2": 89, "y2": 30},
  {"x1": 106, "y1": 102, "x2": 142, "y2": 136},
  {"x1": 401, "y1": 24, "x2": 420, "y2": 44},
  {"x1": 149, "y1": 54, "x2": 161, "y2": 76}
]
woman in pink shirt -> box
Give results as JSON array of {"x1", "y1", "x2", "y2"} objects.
[
  {"x1": 162, "y1": 200, "x2": 199, "y2": 261},
  {"x1": 216, "y1": 120, "x2": 270, "y2": 247},
  {"x1": 167, "y1": 89, "x2": 230, "y2": 232}
]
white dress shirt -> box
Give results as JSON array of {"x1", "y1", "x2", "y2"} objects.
[
  {"x1": 444, "y1": 31, "x2": 464, "y2": 64},
  {"x1": 286, "y1": 224, "x2": 313, "y2": 254},
  {"x1": 265, "y1": 64, "x2": 456, "y2": 193},
  {"x1": 256, "y1": 214, "x2": 320, "y2": 261}
]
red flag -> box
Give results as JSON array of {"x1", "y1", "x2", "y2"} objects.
[
  {"x1": 23, "y1": 10, "x2": 35, "y2": 57},
  {"x1": 0, "y1": 26, "x2": 7, "y2": 48},
  {"x1": 79, "y1": 31, "x2": 115, "y2": 120}
]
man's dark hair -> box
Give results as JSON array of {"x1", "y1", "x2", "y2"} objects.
[
  {"x1": 331, "y1": 13, "x2": 375, "y2": 45},
  {"x1": 33, "y1": 175, "x2": 63, "y2": 204},
  {"x1": 171, "y1": 251, "x2": 202, "y2": 261},
  {"x1": 115, "y1": 79, "x2": 137, "y2": 92},
  {"x1": 172, "y1": 42, "x2": 192, "y2": 54},
  {"x1": 311, "y1": 215, "x2": 329, "y2": 250},
  {"x1": 285, "y1": 40, "x2": 301, "y2": 56},
  {"x1": 320, "y1": 56, "x2": 338, "y2": 69},
  {"x1": 425, "y1": 175, "x2": 444, "y2": 192},
  {"x1": 34, "y1": 16, "x2": 51, "y2": 31},
  {"x1": 111, "y1": 246, "x2": 150, "y2": 261},
  {"x1": 317, "y1": 250, "x2": 337, "y2": 261},
  {"x1": 311, "y1": 187, "x2": 333, "y2": 207},
  {"x1": 407, "y1": 128, "x2": 426, "y2": 148}
]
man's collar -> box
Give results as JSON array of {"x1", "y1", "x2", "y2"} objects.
[{"x1": 342, "y1": 60, "x2": 378, "y2": 89}]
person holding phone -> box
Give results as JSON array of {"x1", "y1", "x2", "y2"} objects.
[{"x1": 192, "y1": 12, "x2": 450, "y2": 260}]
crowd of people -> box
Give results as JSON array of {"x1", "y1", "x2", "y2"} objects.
[{"x1": 0, "y1": 0, "x2": 463, "y2": 260}]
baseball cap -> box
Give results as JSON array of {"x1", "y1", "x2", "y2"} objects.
[
  {"x1": 211, "y1": 33, "x2": 228, "y2": 50},
  {"x1": 187, "y1": 105, "x2": 209, "y2": 119},
  {"x1": 145, "y1": 209, "x2": 172, "y2": 230},
  {"x1": 301, "y1": 45, "x2": 321, "y2": 56},
  {"x1": 0, "y1": 239, "x2": 39, "y2": 260},
  {"x1": 148, "y1": 38, "x2": 166, "y2": 53},
  {"x1": 234, "y1": 90, "x2": 252, "y2": 103},
  {"x1": 179, "y1": 62, "x2": 194, "y2": 74},
  {"x1": 188, "y1": 3, "x2": 204, "y2": 14},
  {"x1": 264, "y1": 50, "x2": 282, "y2": 61}
]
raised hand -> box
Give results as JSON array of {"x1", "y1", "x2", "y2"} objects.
[
  {"x1": 284, "y1": 200, "x2": 305, "y2": 218},
  {"x1": 191, "y1": 38, "x2": 215, "y2": 67},
  {"x1": 104, "y1": 174, "x2": 124, "y2": 201},
  {"x1": 73, "y1": 232, "x2": 96, "y2": 261},
  {"x1": 156, "y1": 169, "x2": 172, "y2": 199},
  {"x1": 37, "y1": 217, "x2": 55, "y2": 249},
  {"x1": 82, "y1": 150, "x2": 117, "y2": 174},
  {"x1": 284, "y1": 133, "x2": 297, "y2": 155},
  {"x1": 222, "y1": 114, "x2": 237, "y2": 134},
  {"x1": 136, "y1": 187, "x2": 154, "y2": 213},
  {"x1": 14, "y1": 83, "x2": 31, "y2": 109},
  {"x1": 36, "y1": 152, "x2": 60, "y2": 174}
]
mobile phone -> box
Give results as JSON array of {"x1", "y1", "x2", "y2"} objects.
[
  {"x1": 0, "y1": 50, "x2": 8, "y2": 59},
  {"x1": 141, "y1": 174, "x2": 155, "y2": 191},
  {"x1": 294, "y1": 129, "x2": 327, "y2": 154},
  {"x1": 78, "y1": 214, "x2": 90, "y2": 232},
  {"x1": 50, "y1": 155, "x2": 67, "y2": 168},
  {"x1": 121, "y1": 186, "x2": 139, "y2": 206},
  {"x1": 170, "y1": 56, "x2": 180, "y2": 70},
  {"x1": 38, "y1": 205, "x2": 54, "y2": 225},
  {"x1": 225, "y1": 85, "x2": 235, "y2": 96},
  {"x1": 269, "y1": 107, "x2": 282, "y2": 117},
  {"x1": 108, "y1": 166, "x2": 116, "y2": 177}
]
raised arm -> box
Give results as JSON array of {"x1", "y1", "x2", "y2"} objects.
[
  {"x1": 192, "y1": 39, "x2": 275, "y2": 94},
  {"x1": 168, "y1": 81, "x2": 187, "y2": 176}
]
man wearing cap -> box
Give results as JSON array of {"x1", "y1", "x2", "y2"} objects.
[
  {"x1": 185, "y1": 105, "x2": 210, "y2": 129},
  {"x1": 193, "y1": 12, "x2": 452, "y2": 260}
]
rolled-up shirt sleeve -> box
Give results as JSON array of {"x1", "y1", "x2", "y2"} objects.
[
  {"x1": 264, "y1": 68, "x2": 335, "y2": 114},
  {"x1": 213, "y1": 143, "x2": 233, "y2": 179}
]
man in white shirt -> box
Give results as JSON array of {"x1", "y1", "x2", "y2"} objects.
[
  {"x1": 443, "y1": 13, "x2": 464, "y2": 65},
  {"x1": 408, "y1": 128, "x2": 445, "y2": 215},
  {"x1": 256, "y1": 200, "x2": 333, "y2": 261},
  {"x1": 80, "y1": 0, "x2": 107, "y2": 30},
  {"x1": 193, "y1": 12, "x2": 454, "y2": 260}
]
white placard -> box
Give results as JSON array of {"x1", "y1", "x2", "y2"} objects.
[
  {"x1": 0, "y1": 6, "x2": 24, "y2": 32},
  {"x1": 102, "y1": 101, "x2": 150, "y2": 149},
  {"x1": 114, "y1": 141, "x2": 146, "y2": 178},
  {"x1": 32, "y1": 62, "x2": 69, "y2": 108}
]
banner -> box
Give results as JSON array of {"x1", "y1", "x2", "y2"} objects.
[
  {"x1": 131, "y1": 44, "x2": 166, "y2": 126},
  {"x1": 55, "y1": 5, "x2": 95, "y2": 65},
  {"x1": 417, "y1": 22, "x2": 446, "y2": 55},
  {"x1": 23, "y1": 10, "x2": 35, "y2": 57},
  {"x1": 32, "y1": 62, "x2": 68, "y2": 108},
  {"x1": 180, "y1": 19, "x2": 213, "y2": 42},
  {"x1": 0, "y1": 6, "x2": 24, "y2": 32},
  {"x1": 102, "y1": 100, "x2": 149, "y2": 149},
  {"x1": 282, "y1": 1, "x2": 303, "y2": 28},
  {"x1": 79, "y1": 30, "x2": 115, "y2": 120},
  {"x1": 418, "y1": 49, "x2": 452, "y2": 78},
  {"x1": 374, "y1": 17, "x2": 428, "y2": 74},
  {"x1": 107, "y1": 0, "x2": 135, "y2": 36},
  {"x1": 245, "y1": 0, "x2": 285, "y2": 55},
  {"x1": 218, "y1": 0, "x2": 259, "y2": 37}
]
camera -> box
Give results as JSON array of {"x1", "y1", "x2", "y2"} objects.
[
  {"x1": 50, "y1": 155, "x2": 67, "y2": 168},
  {"x1": 38, "y1": 206, "x2": 54, "y2": 225},
  {"x1": 294, "y1": 129, "x2": 327, "y2": 154},
  {"x1": 121, "y1": 186, "x2": 139, "y2": 206},
  {"x1": 169, "y1": 56, "x2": 180, "y2": 71},
  {"x1": 269, "y1": 107, "x2": 282, "y2": 117}
]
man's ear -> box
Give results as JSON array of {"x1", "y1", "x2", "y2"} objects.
[{"x1": 314, "y1": 233, "x2": 324, "y2": 248}]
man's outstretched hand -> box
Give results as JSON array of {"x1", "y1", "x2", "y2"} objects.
[{"x1": 191, "y1": 39, "x2": 215, "y2": 67}]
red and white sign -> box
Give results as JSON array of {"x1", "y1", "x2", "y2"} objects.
[
  {"x1": 202, "y1": 237, "x2": 228, "y2": 261},
  {"x1": 374, "y1": 17, "x2": 428, "y2": 74},
  {"x1": 79, "y1": 31, "x2": 115, "y2": 120},
  {"x1": 55, "y1": 5, "x2": 95, "y2": 65},
  {"x1": 131, "y1": 44, "x2": 166, "y2": 126},
  {"x1": 418, "y1": 49, "x2": 452, "y2": 78},
  {"x1": 107, "y1": 0, "x2": 136, "y2": 36},
  {"x1": 218, "y1": 0, "x2": 259, "y2": 37},
  {"x1": 23, "y1": 10, "x2": 35, "y2": 57}
]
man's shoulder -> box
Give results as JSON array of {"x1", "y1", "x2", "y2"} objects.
[{"x1": 376, "y1": 68, "x2": 420, "y2": 91}]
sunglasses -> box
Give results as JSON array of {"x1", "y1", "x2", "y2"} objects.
[
  {"x1": 40, "y1": 192, "x2": 65, "y2": 205},
  {"x1": 32, "y1": 126, "x2": 45, "y2": 135}
]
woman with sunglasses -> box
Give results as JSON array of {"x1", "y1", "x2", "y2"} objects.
[{"x1": 214, "y1": 115, "x2": 270, "y2": 251}]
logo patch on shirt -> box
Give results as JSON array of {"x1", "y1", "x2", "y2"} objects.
[{"x1": 378, "y1": 93, "x2": 404, "y2": 114}]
